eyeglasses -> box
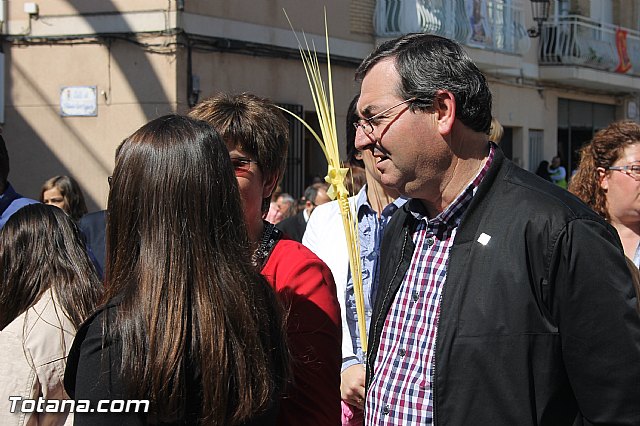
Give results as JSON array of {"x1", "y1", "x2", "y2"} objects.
[
  {"x1": 608, "y1": 165, "x2": 640, "y2": 181},
  {"x1": 353, "y1": 97, "x2": 417, "y2": 135},
  {"x1": 230, "y1": 156, "x2": 258, "y2": 175}
]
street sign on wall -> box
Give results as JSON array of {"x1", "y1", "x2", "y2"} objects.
[{"x1": 60, "y1": 86, "x2": 97, "y2": 117}]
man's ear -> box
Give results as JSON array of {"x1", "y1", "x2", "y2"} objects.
[
  {"x1": 262, "y1": 172, "x2": 280, "y2": 200},
  {"x1": 434, "y1": 90, "x2": 456, "y2": 136},
  {"x1": 597, "y1": 167, "x2": 608, "y2": 190}
]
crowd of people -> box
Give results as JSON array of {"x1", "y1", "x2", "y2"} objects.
[{"x1": 0, "y1": 33, "x2": 639, "y2": 426}]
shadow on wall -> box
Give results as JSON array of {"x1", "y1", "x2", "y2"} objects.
[
  {"x1": 2, "y1": 111, "x2": 101, "y2": 208},
  {"x1": 64, "y1": 1, "x2": 175, "y2": 117},
  {"x1": 5, "y1": 0, "x2": 176, "y2": 211}
]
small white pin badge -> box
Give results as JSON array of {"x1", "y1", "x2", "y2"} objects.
[{"x1": 477, "y1": 233, "x2": 491, "y2": 246}]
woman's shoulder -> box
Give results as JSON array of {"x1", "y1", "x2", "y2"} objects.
[
  {"x1": 268, "y1": 238, "x2": 332, "y2": 272},
  {"x1": 73, "y1": 302, "x2": 118, "y2": 346},
  {"x1": 262, "y1": 239, "x2": 339, "y2": 317},
  {"x1": 12, "y1": 291, "x2": 77, "y2": 366},
  {"x1": 64, "y1": 303, "x2": 119, "y2": 399}
]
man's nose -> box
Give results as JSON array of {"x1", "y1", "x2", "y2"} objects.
[{"x1": 354, "y1": 128, "x2": 374, "y2": 151}]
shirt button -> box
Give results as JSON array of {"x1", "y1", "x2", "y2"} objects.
[
  {"x1": 412, "y1": 291, "x2": 420, "y2": 302},
  {"x1": 399, "y1": 348, "x2": 406, "y2": 357},
  {"x1": 426, "y1": 237, "x2": 435, "y2": 247},
  {"x1": 382, "y1": 404, "x2": 390, "y2": 415}
]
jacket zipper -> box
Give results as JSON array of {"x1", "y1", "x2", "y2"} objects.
[
  {"x1": 366, "y1": 227, "x2": 409, "y2": 413},
  {"x1": 432, "y1": 247, "x2": 454, "y2": 426},
  {"x1": 432, "y1": 296, "x2": 441, "y2": 425}
]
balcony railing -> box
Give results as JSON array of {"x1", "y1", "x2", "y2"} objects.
[
  {"x1": 374, "y1": 0, "x2": 530, "y2": 55},
  {"x1": 540, "y1": 15, "x2": 640, "y2": 76}
]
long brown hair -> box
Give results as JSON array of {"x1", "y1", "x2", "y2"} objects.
[
  {"x1": 105, "y1": 115, "x2": 287, "y2": 424},
  {"x1": 569, "y1": 120, "x2": 640, "y2": 221},
  {"x1": 0, "y1": 204, "x2": 102, "y2": 330}
]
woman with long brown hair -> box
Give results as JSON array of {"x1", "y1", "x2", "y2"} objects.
[
  {"x1": 64, "y1": 115, "x2": 288, "y2": 425},
  {"x1": 190, "y1": 94, "x2": 341, "y2": 425},
  {"x1": 0, "y1": 203, "x2": 102, "y2": 425}
]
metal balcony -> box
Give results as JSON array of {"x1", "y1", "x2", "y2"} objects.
[
  {"x1": 540, "y1": 15, "x2": 640, "y2": 76},
  {"x1": 374, "y1": 0, "x2": 530, "y2": 55}
]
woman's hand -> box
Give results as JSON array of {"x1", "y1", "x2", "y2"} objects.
[{"x1": 340, "y1": 363, "x2": 366, "y2": 409}]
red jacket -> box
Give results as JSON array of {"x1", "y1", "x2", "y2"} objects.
[{"x1": 261, "y1": 238, "x2": 342, "y2": 425}]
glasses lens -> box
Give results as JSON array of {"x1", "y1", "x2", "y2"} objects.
[
  {"x1": 354, "y1": 121, "x2": 373, "y2": 135},
  {"x1": 364, "y1": 122, "x2": 373, "y2": 135},
  {"x1": 231, "y1": 158, "x2": 253, "y2": 174}
]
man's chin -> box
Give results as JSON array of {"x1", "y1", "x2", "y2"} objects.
[{"x1": 380, "y1": 175, "x2": 401, "y2": 191}]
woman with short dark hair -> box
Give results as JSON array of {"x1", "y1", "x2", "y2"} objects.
[
  {"x1": 190, "y1": 94, "x2": 342, "y2": 425},
  {"x1": 65, "y1": 115, "x2": 288, "y2": 425}
]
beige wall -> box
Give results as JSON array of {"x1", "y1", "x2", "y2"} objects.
[
  {"x1": 4, "y1": 38, "x2": 178, "y2": 209},
  {"x1": 184, "y1": 0, "x2": 360, "y2": 42},
  {"x1": 2, "y1": 1, "x2": 374, "y2": 208},
  {"x1": 6, "y1": 0, "x2": 169, "y2": 20},
  {"x1": 190, "y1": 49, "x2": 361, "y2": 182},
  {"x1": 3, "y1": 0, "x2": 636, "y2": 209},
  {"x1": 191, "y1": 51, "x2": 360, "y2": 121},
  {"x1": 490, "y1": 77, "x2": 620, "y2": 171}
]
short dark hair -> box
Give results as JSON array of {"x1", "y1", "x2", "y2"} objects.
[
  {"x1": 345, "y1": 94, "x2": 364, "y2": 168},
  {"x1": 189, "y1": 93, "x2": 289, "y2": 185},
  {"x1": 356, "y1": 33, "x2": 492, "y2": 134}
]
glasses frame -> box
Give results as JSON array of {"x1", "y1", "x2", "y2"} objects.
[
  {"x1": 353, "y1": 97, "x2": 417, "y2": 136},
  {"x1": 230, "y1": 156, "x2": 258, "y2": 175},
  {"x1": 608, "y1": 165, "x2": 640, "y2": 181}
]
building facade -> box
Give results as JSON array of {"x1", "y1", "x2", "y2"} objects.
[{"x1": 2, "y1": 0, "x2": 638, "y2": 209}]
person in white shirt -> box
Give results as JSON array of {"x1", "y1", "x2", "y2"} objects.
[{"x1": 303, "y1": 95, "x2": 407, "y2": 425}]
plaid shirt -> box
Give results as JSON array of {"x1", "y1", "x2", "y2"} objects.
[{"x1": 366, "y1": 146, "x2": 494, "y2": 425}]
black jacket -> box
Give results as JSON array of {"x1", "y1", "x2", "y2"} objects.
[
  {"x1": 65, "y1": 303, "x2": 280, "y2": 425},
  {"x1": 276, "y1": 211, "x2": 307, "y2": 243},
  {"x1": 367, "y1": 149, "x2": 640, "y2": 425}
]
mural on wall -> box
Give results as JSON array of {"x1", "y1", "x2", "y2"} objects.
[{"x1": 466, "y1": 0, "x2": 492, "y2": 47}]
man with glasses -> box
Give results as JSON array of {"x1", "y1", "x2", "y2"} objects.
[{"x1": 355, "y1": 33, "x2": 640, "y2": 425}]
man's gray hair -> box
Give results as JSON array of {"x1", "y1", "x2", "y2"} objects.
[{"x1": 356, "y1": 33, "x2": 492, "y2": 134}]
